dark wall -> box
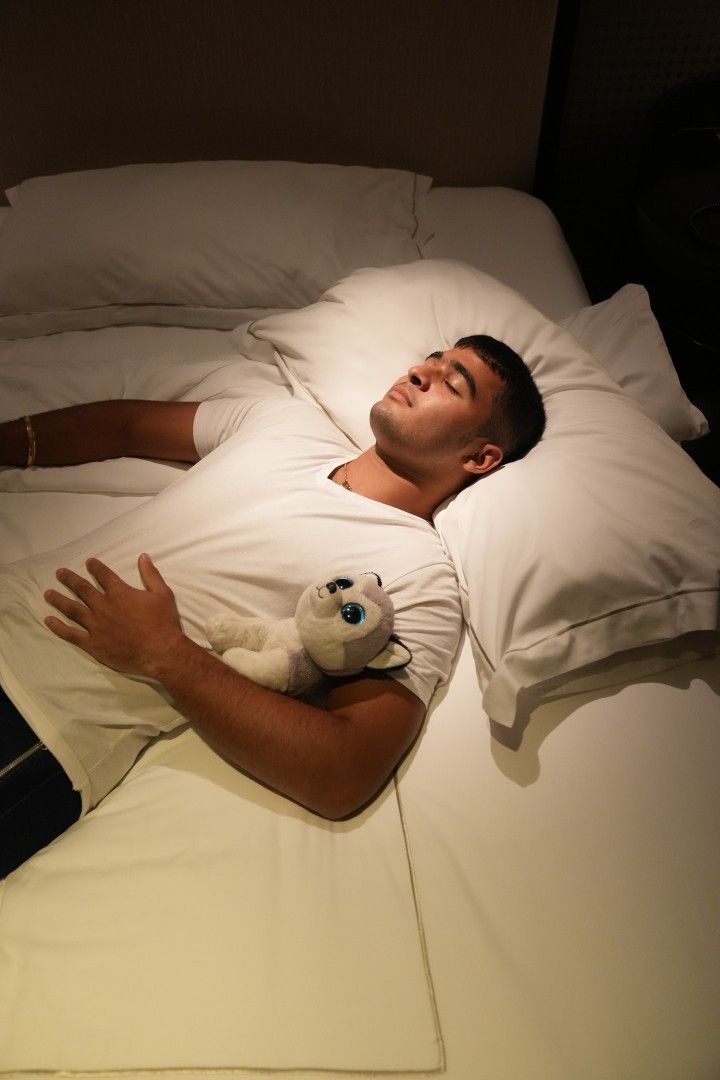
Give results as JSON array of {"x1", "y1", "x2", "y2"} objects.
[
  {"x1": 538, "y1": 0, "x2": 720, "y2": 302},
  {"x1": 0, "y1": 0, "x2": 557, "y2": 196}
]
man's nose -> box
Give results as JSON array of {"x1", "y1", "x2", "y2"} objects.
[{"x1": 408, "y1": 361, "x2": 436, "y2": 391}]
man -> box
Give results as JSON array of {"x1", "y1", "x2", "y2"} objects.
[{"x1": 0, "y1": 335, "x2": 545, "y2": 876}]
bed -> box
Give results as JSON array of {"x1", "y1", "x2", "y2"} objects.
[
  {"x1": 1, "y1": 7, "x2": 719, "y2": 1079},
  {"x1": 0, "y1": 165, "x2": 718, "y2": 1080}
]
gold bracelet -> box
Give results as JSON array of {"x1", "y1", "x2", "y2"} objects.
[{"x1": 23, "y1": 415, "x2": 37, "y2": 469}]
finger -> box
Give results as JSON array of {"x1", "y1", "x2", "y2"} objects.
[
  {"x1": 44, "y1": 614, "x2": 91, "y2": 646},
  {"x1": 85, "y1": 557, "x2": 126, "y2": 593},
  {"x1": 44, "y1": 588, "x2": 93, "y2": 627},
  {"x1": 54, "y1": 567, "x2": 102, "y2": 606},
  {"x1": 137, "y1": 552, "x2": 170, "y2": 594}
]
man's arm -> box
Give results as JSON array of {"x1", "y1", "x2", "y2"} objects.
[
  {"x1": 0, "y1": 401, "x2": 201, "y2": 467},
  {"x1": 43, "y1": 555, "x2": 425, "y2": 820}
]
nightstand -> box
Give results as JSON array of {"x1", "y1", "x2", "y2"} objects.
[
  {"x1": 630, "y1": 79, "x2": 720, "y2": 486},
  {"x1": 659, "y1": 321, "x2": 719, "y2": 487}
]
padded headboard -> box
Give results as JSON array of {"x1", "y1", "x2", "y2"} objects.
[{"x1": 0, "y1": 0, "x2": 558, "y2": 200}]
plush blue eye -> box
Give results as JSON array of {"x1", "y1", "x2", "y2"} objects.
[
  {"x1": 341, "y1": 602, "x2": 365, "y2": 625},
  {"x1": 335, "y1": 577, "x2": 354, "y2": 590}
]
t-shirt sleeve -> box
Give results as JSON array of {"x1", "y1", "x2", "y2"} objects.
[
  {"x1": 385, "y1": 561, "x2": 462, "y2": 709},
  {"x1": 193, "y1": 398, "x2": 265, "y2": 457}
]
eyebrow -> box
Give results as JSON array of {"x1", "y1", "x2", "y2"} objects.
[{"x1": 427, "y1": 351, "x2": 477, "y2": 399}]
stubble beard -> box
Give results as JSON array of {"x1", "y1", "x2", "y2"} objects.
[
  {"x1": 370, "y1": 399, "x2": 470, "y2": 465},
  {"x1": 369, "y1": 400, "x2": 402, "y2": 443}
]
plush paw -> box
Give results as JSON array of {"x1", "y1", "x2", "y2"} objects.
[
  {"x1": 205, "y1": 615, "x2": 270, "y2": 654},
  {"x1": 219, "y1": 646, "x2": 292, "y2": 693},
  {"x1": 205, "y1": 616, "x2": 248, "y2": 653}
]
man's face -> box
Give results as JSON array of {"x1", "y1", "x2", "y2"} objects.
[{"x1": 370, "y1": 346, "x2": 505, "y2": 471}]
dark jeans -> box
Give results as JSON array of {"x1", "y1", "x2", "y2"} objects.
[{"x1": 0, "y1": 687, "x2": 81, "y2": 878}]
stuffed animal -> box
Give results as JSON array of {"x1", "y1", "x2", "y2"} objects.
[{"x1": 205, "y1": 572, "x2": 412, "y2": 696}]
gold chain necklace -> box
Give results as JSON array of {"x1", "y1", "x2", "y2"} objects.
[{"x1": 342, "y1": 462, "x2": 352, "y2": 491}]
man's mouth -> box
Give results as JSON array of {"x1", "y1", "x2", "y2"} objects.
[{"x1": 388, "y1": 385, "x2": 411, "y2": 405}]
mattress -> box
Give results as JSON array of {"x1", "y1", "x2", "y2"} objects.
[{"x1": 1, "y1": 185, "x2": 719, "y2": 1080}]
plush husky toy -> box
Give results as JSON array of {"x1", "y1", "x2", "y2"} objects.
[{"x1": 205, "y1": 572, "x2": 412, "y2": 696}]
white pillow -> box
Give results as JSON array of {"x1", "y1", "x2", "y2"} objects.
[
  {"x1": 0, "y1": 161, "x2": 430, "y2": 339},
  {"x1": 238, "y1": 260, "x2": 720, "y2": 726},
  {"x1": 561, "y1": 284, "x2": 708, "y2": 442}
]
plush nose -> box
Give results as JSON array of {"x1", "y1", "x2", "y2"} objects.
[{"x1": 325, "y1": 581, "x2": 338, "y2": 594}]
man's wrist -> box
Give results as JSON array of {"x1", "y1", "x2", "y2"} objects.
[
  {"x1": 142, "y1": 631, "x2": 200, "y2": 683},
  {"x1": 0, "y1": 417, "x2": 34, "y2": 467}
]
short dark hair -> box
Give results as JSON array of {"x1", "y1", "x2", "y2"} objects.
[{"x1": 454, "y1": 334, "x2": 545, "y2": 463}]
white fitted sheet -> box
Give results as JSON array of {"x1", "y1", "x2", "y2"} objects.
[
  {"x1": 1, "y1": 187, "x2": 718, "y2": 1080},
  {"x1": 420, "y1": 186, "x2": 590, "y2": 319}
]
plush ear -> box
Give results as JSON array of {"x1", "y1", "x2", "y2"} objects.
[{"x1": 364, "y1": 634, "x2": 413, "y2": 672}]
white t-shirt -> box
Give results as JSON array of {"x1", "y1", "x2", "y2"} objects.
[{"x1": 0, "y1": 397, "x2": 462, "y2": 814}]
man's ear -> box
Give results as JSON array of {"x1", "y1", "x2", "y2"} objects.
[{"x1": 462, "y1": 442, "x2": 503, "y2": 477}]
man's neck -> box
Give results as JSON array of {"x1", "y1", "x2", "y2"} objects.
[{"x1": 330, "y1": 448, "x2": 460, "y2": 522}]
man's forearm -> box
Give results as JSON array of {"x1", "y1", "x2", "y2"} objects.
[
  {"x1": 1, "y1": 403, "x2": 131, "y2": 467},
  {"x1": 146, "y1": 635, "x2": 364, "y2": 820},
  {"x1": 1, "y1": 401, "x2": 200, "y2": 467}
]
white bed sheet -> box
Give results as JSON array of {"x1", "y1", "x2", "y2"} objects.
[
  {"x1": 1, "y1": 188, "x2": 719, "y2": 1080},
  {"x1": 420, "y1": 186, "x2": 590, "y2": 320}
]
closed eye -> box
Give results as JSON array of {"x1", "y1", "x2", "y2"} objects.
[{"x1": 444, "y1": 379, "x2": 461, "y2": 396}]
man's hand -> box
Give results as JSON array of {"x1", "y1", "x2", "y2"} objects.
[{"x1": 44, "y1": 554, "x2": 185, "y2": 676}]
